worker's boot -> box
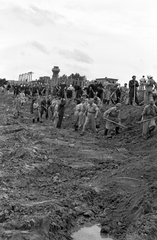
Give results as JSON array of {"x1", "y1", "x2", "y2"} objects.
[
  {"x1": 104, "y1": 129, "x2": 108, "y2": 136},
  {"x1": 115, "y1": 127, "x2": 120, "y2": 135},
  {"x1": 37, "y1": 117, "x2": 40, "y2": 122},
  {"x1": 149, "y1": 126, "x2": 155, "y2": 136},
  {"x1": 32, "y1": 119, "x2": 35, "y2": 123}
]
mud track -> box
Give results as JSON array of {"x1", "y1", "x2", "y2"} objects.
[{"x1": 0, "y1": 94, "x2": 157, "y2": 240}]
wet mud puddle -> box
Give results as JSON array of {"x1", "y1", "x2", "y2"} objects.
[{"x1": 72, "y1": 225, "x2": 113, "y2": 240}]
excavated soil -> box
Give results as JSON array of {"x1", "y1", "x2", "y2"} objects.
[{"x1": 0, "y1": 94, "x2": 156, "y2": 240}]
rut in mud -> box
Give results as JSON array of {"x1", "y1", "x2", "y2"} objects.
[{"x1": 0, "y1": 94, "x2": 157, "y2": 240}]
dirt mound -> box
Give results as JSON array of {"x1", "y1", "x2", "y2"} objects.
[{"x1": 0, "y1": 94, "x2": 157, "y2": 240}]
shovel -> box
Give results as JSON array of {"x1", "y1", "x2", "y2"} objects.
[
  {"x1": 133, "y1": 82, "x2": 136, "y2": 106},
  {"x1": 137, "y1": 116, "x2": 157, "y2": 124},
  {"x1": 103, "y1": 117, "x2": 128, "y2": 129}
]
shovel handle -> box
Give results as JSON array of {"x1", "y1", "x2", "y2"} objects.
[{"x1": 103, "y1": 117, "x2": 128, "y2": 128}]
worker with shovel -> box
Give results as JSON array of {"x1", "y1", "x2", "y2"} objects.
[
  {"x1": 141, "y1": 99, "x2": 157, "y2": 139},
  {"x1": 129, "y1": 75, "x2": 139, "y2": 105},
  {"x1": 103, "y1": 103, "x2": 122, "y2": 136}
]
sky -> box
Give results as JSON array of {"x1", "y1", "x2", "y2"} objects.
[{"x1": 1, "y1": 0, "x2": 157, "y2": 84}]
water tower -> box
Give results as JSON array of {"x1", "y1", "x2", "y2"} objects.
[{"x1": 52, "y1": 66, "x2": 60, "y2": 86}]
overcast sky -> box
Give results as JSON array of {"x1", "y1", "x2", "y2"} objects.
[{"x1": 1, "y1": 0, "x2": 157, "y2": 84}]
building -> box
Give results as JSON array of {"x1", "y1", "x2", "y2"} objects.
[
  {"x1": 51, "y1": 66, "x2": 86, "y2": 87},
  {"x1": 38, "y1": 76, "x2": 51, "y2": 84},
  {"x1": 96, "y1": 77, "x2": 118, "y2": 85},
  {"x1": 58, "y1": 75, "x2": 86, "y2": 87},
  {"x1": 52, "y1": 66, "x2": 60, "y2": 87},
  {"x1": 19, "y1": 72, "x2": 33, "y2": 82}
]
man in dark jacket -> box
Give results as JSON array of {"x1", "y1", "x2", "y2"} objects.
[
  {"x1": 40, "y1": 96, "x2": 47, "y2": 119},
  {"x1": 56, "y1": 98, "x2": 66, "y2": 128},
  {"x1": 129, "y1": 75, "x2": 139, "y2": 105}
]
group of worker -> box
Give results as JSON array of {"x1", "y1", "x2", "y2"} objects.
[
  {"x1": 74, "y1": 94, "x2": 157, "y2": 140},
  {"x1": 11, "y1": 74, "x2": 157, "y2": 140},
  {"x1": 129, "y1": 75, "x2": 157, "y2": 105}
]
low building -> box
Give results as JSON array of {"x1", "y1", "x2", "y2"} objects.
[
  {"x1": 38, "y1": 76, "x2": 51, "y2": 84},
  {"x1": 58, "y1": 76, "x2": 86, "y2": 87},
  {"x1": 96, "y1": 77, "x2": 118, "y2": 85}
]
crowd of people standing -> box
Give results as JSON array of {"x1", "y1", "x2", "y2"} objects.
[{"x1": 1, "y1": 74, "x2": 157, "y2": 140}]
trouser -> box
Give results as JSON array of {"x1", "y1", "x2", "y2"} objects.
[
  {"x1": 53, "y1": 111, "x2": 58, "y2": 126},
  {"x1": 30, "y1": 99, "x2": 36, "y2": 114},
  {"x1": 57, "y1": 111, "x2": 64, "y2": 128},
  {"x1": 40, "y1": 107, "x2": 48, "y2": 119},
  {"x1": 48, "y1": 107, "x2": 53, "y2": 120},
  {"x1": 142, "y1": 118, "x2": 156, "y2": 138},
  {"x1": 67, "y1": 90, "x2": 72, "y2": 98},
  {"x1": 82, "y1": 113, "x2": 96, "y2": 133},
  {"x1": 78, "y1": 112, "x2": 86, "y2": 129},
  {"x1": 74, "y1": 111, "x2": 79, "y2": 130},
  {"x1": 33, "y1": 109, "x2": 40, "y2": 122},
  {"x1": 144, "y1": 91, "x2": 153, "y2": 105},
  {"x1": 129, "y1": 92, "x2": 139, "y2": 105}
]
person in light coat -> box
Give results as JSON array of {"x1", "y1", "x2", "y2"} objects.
[
  {"x1": 81, "y1": 99, "x2": 99, "y2": 134},
  {"x1": 103, "y1": 103, "x2": 122, "y2": 136},
  {"x1": 144, "y1": 76, "x2": 157, "y2": 104},
  {"x1": 141, "y1": 99, "x2": 157, "y2": 139}
]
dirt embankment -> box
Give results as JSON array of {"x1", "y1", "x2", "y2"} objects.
[{"x1": 0, "y1": 94, "x2": 156, "y2": 240}]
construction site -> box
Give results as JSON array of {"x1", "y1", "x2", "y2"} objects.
[{"x1": 0, "y1": 89, "x2": 156, "y2": 240}]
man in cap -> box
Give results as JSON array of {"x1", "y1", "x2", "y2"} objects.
[
  {"x1": 139, "y1": 75, "x2": 146, "y2": 91},
  {"x1": 103, "y1": 103, "x2": 122, "y2": 136},
  {"x1": 141, "y1": 99, "x2": 157, "y2": 139},
  {"x1": 81, "y1": 98, "x2": 99, "y2": 134},
  {"x1": 129, "y1": 75, "x2": 139, "y2": 105}
]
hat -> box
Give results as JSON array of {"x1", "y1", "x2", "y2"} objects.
[
  {"x1": 132, "y1": 75, "x2": 136, "y2": 78},
  {"x1": 116, "y1": 103, "x2": 122, "y2": 108}
]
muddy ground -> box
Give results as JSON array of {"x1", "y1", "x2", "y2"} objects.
[{"x1": 0, "y1": 93, "x2": 157, "y2": 240}]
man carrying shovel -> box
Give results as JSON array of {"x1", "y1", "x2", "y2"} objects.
[
  {"x1": 141, "y1": 99, "x2": 157, "y2": 139},
  {"x1": 129, "y1": 75, "x2": 139, "y2": 106},
  {"x1": 103, "y1": 103, "x2": 124, "y2": 136}
]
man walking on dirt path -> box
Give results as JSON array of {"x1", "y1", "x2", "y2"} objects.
[
  {"x1": 129, "y1": 75, "x2": 139, "y2": 105},
  {"x1": 103, "y1": 103, "x2": 122, "y2": 136},
  {"x1": 141, "y1": 99, "x2": 157, "y2": 139},
  {"x1": 81, "y1": 98, "x2": 99, "y2": 135}
]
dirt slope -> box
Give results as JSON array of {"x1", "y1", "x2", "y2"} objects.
[{"x1": 0, "y1": 94, "x2": 156, "y2": 240}]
